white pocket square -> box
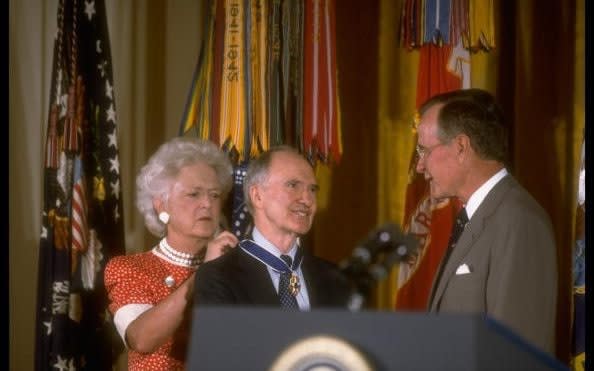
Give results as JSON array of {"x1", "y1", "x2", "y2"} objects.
[{"x1": 456, "y1": 264, "x2": 471, "y2": 275}]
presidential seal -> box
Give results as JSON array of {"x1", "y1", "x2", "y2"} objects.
[{"x1": 269, "y1": 335, "x2": 373, "y2": 371}]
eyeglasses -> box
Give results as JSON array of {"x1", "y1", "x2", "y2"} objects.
[{"x1": 416, "y1": 142, "x2": 447, "y2": 159}]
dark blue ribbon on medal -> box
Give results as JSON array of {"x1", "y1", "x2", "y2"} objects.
[{"x1": 239, "y1": 239, "x2": 303, "y2": 273}]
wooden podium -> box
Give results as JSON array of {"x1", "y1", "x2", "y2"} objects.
[{"x1": 186, "y1": 306, "x2": 567, "y2": 371}]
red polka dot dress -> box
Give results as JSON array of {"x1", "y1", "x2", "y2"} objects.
[{"x1": 105, "y1": 242, "x2": 198, "y2": 371}]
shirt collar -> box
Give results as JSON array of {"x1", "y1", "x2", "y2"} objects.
[
  {"x1": 465, "y1": 168, "x2": 508, "y2": 219},
  {"x1": 252, "y1": 227, "x2": 298, "y2": 260}
]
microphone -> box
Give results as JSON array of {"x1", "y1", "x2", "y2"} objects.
[
  {"x1": 340, "y1": 223, "x2": 416, "y2": 276},
  {"x1": 367, "y1": 232, "x2": 418, "y2": 281},
  {"x1": 340, "y1": 223, "x2": 418, "y2": 311}
]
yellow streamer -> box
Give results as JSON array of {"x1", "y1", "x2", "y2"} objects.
[
  {"x1": 250, "y1": 0, "x2": 269, "y2": 157},
  {"x1": 219, "y1": 0, "x2": 247, "y2": 159},
  {"x1": 469, "y1": 0, "x2": 496, "y2": 50}
]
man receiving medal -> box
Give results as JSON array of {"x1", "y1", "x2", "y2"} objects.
[{"x1": 194, "y1": 146, "x2": 350, "y2": 310}]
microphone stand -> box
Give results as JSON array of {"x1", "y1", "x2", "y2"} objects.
[{"x1": 339, "y1": 223, "x2": 418, "y2": 311}]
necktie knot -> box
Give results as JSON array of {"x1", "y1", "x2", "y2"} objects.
[
  {"x1": 457, "y1": 208, "x2": 469, "y2": 226},
  {"x1": 280, "y1": 254, "x2": 293, "y2": 269},
  {"x1": 450, "y1": 208, "x2": 468, "y2": 245}
]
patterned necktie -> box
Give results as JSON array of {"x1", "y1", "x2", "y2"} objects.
[
  {"x1": 434, "y1": 208, "x2": 469, "y2": 285},
  {"x1": 278, "y1": 255, "x2": 299, "y2": 310}
]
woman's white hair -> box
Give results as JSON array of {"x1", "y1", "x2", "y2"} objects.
[{"x1": 136, "y1": 137, "x2": 233, "y2": 237}]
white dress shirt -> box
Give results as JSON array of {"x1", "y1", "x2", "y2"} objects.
[
  {"x1": 252, "y1": 227, "x2": 311, "y2": 310},
  {"x1": 465, "y1": 168, "x2": 508, "y2": 219}
]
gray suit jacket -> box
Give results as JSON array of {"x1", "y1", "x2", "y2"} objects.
[{"x1": 428, "y1": 175, "x2": 557, "y2": 354}]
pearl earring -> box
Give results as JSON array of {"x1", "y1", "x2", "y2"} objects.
[{"x1": 158, "y1": 211, "x2": 170, "y2": 224}]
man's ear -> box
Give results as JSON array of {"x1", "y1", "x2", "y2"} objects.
[
  {"x1": 455, "y1": 134, "x2": 472, "y2": 160},
  {"x1": 249, "y1": 185, "x2": 263, "y2": 209}
]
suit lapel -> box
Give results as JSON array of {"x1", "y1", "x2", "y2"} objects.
[
  {"x1": 234, "y1": 248, "x2": 280, "y2": 305},
  {"x1": 430, "y1": 175, "x2": 516, "y2": 310},
  {"x1": 301, "y1": 253, "x2": 321, "y2": 306}
]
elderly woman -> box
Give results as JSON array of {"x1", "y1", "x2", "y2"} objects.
[{"x1": 105, "y1": 137, "x2": 239, "y2": 370}]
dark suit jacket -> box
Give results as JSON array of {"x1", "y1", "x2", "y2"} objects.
[
  {"x1": 428, "y1": 175, "x2": 557, "y2": 354},
  {"x1": 194, "y1": 244, "x2": 351, "y2": 308}
]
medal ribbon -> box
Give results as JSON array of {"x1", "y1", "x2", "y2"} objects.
[{"x1": 239, "y1": 239, "x2": 303, "y2": 274}]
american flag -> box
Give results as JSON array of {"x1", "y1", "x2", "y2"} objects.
[
  {"x1": 35, "y1": 0, "x2": 125, "y2": 369},
  {"x1": 230, "y1": 162, "x2": 253, "y2": 239}
]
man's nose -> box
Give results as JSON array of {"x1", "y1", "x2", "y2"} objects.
[{"x1": 300, "y1": 188, "x2": 315, "y2": 207}]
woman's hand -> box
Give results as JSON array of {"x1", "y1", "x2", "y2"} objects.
[
  {"x1": 204, "y1": 230, "x2": 239, "y2": 262},
  {"x1": 126, "y1": 271, "x2": 197, "y2": 353}
]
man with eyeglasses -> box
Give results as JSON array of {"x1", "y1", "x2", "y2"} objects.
[{"x1": 416, "y1": 89, "x2": 557, "y2": 355}]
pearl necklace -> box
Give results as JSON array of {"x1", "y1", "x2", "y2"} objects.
[{"x1": 156, "y1": 238, "x2": 203, "y2": 268}]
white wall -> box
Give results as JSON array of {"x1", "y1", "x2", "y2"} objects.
[{"x1": 9, "y1": 1, "x2": 201, "y2": 369}]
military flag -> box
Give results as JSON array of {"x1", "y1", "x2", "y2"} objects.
[
  {"x1": 395, "y1": 0, "x2": 475, "y2": 310},
  {"x1": 468, "y1": 0, "x2": 495, "y2": 51},
  {"x1": 218, "y1": 0, "x2": 249, "y2": 160},
  {"x1": 283, "y1": 0, "x2": 306, "y2": 152},
  {"x1": 303, "y1": 0, "x2": 342, "y2": 163},
  {"x1": 35, "y1": 0, "x2": 125, "y2": 369},
  {"x1": 179, "y1": 0, "x2": 217, "y2": 140},
  {"x1": 230, "y1": 163, "x2": 253, "y2": 239},
  {"x1": 249, "y1": 0, "x2": 270, "y2": 157},
  {"x1": 178, "y1": 0, "x2": 342, "y2": 239},
  {"x1": 267, "y1": 0, "x2": 284, "y2": 148}
]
